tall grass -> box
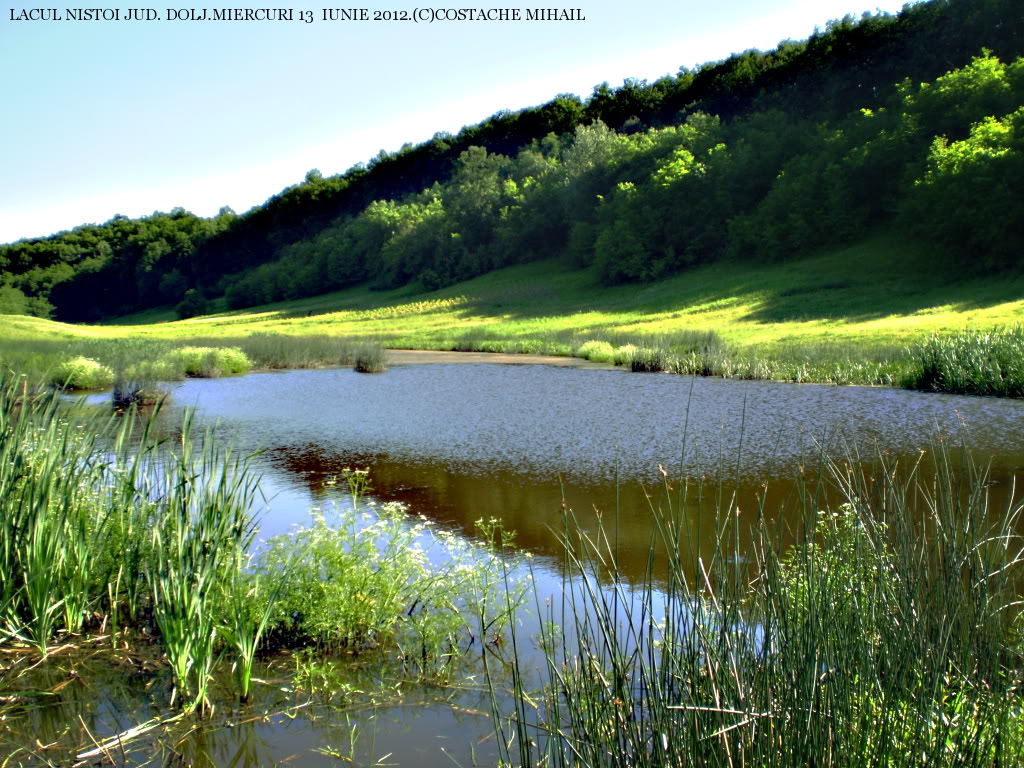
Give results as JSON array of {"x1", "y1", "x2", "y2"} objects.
[
  {"x1": 490, "y1": 444, "x2": 1024, "y2": 767},
  {"x1": 0, "y1": 334, "x2": 388, "y2": 392},
  {"x1": 0, "y1": 381, "x2": 125, "y2": 651},
  {"x1": 146, "y1": 413, "x2": 261, "y2": 714},
  {"x1": 414, "y1": 327, "x2": 920, "y2": 388},
  {"x1": 233, "y1": 332, "x2": 383, "y2": 369},
  {"x1": 0, "y1": 374, "x2": 515, "y2": 726},
  {"x1": 0, "y1": 377, "x2": 257, "y2": 711},
  {"x1": 908, "y1": 327, "x2": 1024, "y2": 397},
  {"x1": 353, "y1": 343, "x2": 387, "y2": 373}
]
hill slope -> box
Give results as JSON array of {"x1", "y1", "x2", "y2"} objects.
[{"x1": 7, "y1": 232, "x2": 1022, "y2": 350}]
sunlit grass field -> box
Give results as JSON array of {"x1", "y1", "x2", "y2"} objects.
[
  {"x1": 6, "y1": 233, "x2": 1022, "y2": 351},
  {"x1": 3, "y1": 232, "x2": 1023, "y2": 395}
]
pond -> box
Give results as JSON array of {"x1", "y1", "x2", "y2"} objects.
[
  {"x1": 7, "y1": 360, "x2": 1024, "y2": 765},
  {"x1": 174, "y1": 363, "x2": 1024, "y2": 573}
]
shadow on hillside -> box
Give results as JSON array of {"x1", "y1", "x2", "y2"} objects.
[
  {"x1": 164, "y1": 243, "x2": 1024, "y2": 330},
  {"x1": 743, "y1": 277, "x2": 1024, "y2": 325},
  {"x1": 428, "y1": 270, "x2": 1024, "y2": 329}
]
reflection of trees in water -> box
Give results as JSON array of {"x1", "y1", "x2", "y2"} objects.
[
  {"x1": 259, "y1": 437, "x2": 1024, "y2": 590},
  {"x1": 259, "y1": 442, "x2": 827, "y2": 586}
]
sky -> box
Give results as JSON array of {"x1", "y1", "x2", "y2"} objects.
[{"x1": 0, "y1": 0, "x2": 912, "y2": 244}]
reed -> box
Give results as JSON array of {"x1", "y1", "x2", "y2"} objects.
[
  {"x1": 907, "y1": 327, "x2": 1024, "y2": 397},
  {"x1": 226, "y1": 333, "x2": 385, "y2": 370},
  {"x1": 146, "y1": 413, "x2": 260, "y2": 714},
  {"x1": 490, "y1": 443, "x2": 1024, "y2": 767},
  {"x1": 223, "y1": 549, "x2": 293, "y2": 703},
  {"x1": 352, "y1": 343, "x2": 387, "y2": 373},
  {"x1": 0, "y1": 382, "x2": 120, "y2": 651}
]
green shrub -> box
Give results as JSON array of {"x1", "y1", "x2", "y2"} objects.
[
  {"x1": 576, "y1": 340, "x2": 615, "y2": 362},
  {"x1": 52, "y1": 356, "x2": 115, "y2": 390},
  {"x1": 165, "y1": 346, "x2": 252, "y2": 378}
]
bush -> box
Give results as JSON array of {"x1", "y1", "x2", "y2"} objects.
[
  {"x1": 52, "y1": 356, "x2": 115, "y2": 390},
  {"x1": 576, "y1": 340, "x2": 615, "y2": 362},
  {"x1": 165, "y1": 346, "x2": 252, "y2": 378},
  {"x1": 174, "y1": 289, "x2": 209, "y2": 320}
]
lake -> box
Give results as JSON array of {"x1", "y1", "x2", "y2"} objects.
[{"x1": 9, "y1": 359, "x2": 1024, "y2": 765}]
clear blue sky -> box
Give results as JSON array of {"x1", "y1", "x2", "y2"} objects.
[{"x1": 0, "y1": 0, "x2": 911, "y2": 244}]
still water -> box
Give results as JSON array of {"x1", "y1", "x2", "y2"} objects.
[{"x1": 7, "y1": 361, "x2": 1024, "y2": 765}]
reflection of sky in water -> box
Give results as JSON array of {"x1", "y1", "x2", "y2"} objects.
[{"x1": 167, "y1": 364, "x2": 1024, "y2": 482}]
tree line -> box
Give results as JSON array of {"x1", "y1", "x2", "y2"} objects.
[{"x1": 1, "y1": 0, "x2": 1020, "y2": 321}]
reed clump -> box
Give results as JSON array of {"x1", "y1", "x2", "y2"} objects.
[
  {"x1": 490, "y1": 445, "x2": 1024, "y2": 768},
  {"x1": 231, "y1": 333, "x2": 377, "y2": 369},
  {"x1": 908, "y1": 327, "x2": 1024, "y2": 397},
  {"x1": 352, "y1": 343, "x2": 387, "y2": 373}
]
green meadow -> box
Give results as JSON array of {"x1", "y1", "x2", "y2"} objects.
[{"x1": 4, "y1": 232, "x2": 1023, "y2": 395}]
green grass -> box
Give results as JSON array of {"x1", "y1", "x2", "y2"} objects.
[{"x1": 29, "y1": 231, "x2": 1020, "y2": 345}]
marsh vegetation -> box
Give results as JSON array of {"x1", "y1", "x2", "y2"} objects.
[
  {"x1": 492, "y1": 448, "x2": 1024, "y2": 767},
  {"x1": 0, "y1": 376, "x2": 515, "y2": 762},
  {"x1": 1, "y1": 358, "x2": 1023, "y2": 765}
]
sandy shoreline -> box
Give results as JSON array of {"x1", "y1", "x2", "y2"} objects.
[{"x1": 385, "y1": 349, "x2": 614, "y2": 368}]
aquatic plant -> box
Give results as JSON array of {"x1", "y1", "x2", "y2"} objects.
[
  {"x1": 256, "y1": 469, "x2": 520, "y2": 680},
  {"x1": 628, "y1": 345, "x2": 670, "y2": 372},
  {"x1": 164, "y1": 345, "x2": 252, "y2": 377},
  {"x1": 575, "y1": 340, "x2": 615, "y2": 363},
  {"x1": 908, "y1": 326, "x2": 1024, "y2": 397},
  {"x1": 51, "y1": 356, "x2": 115, "y2": 390},
  {"x1": 490, "y1": 444, "x2": 1024, "y2": 767},
  {"x1": 353, "y1": 343, "x2": 387, "y2": 373},
  {"x1": 111, "y1": 378, "x2": 166, "y2": 409},
  {"x1": 612, "y1": 343, "x2": 639, "y2": 366},
  {"x1": 222, "y1": 550, "x2": 293, "y2": 703},
  {"x1": 147, "y1": 420, "x2": 260, "y2": 715}
]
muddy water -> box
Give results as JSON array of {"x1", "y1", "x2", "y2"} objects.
[{"x1": 8, "y1": 361, "x2": 1024, "y2": 766}]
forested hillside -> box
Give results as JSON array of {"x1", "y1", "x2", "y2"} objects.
[{"x1": 2, "y1": 0, "x2": 1021, "y2": 322}]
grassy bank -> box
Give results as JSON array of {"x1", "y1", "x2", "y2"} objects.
[{"x1": 0, "y1": 335, "x2": 391, "y2": 403}]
